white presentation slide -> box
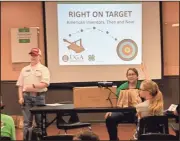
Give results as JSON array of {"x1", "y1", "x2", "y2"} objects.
[
  {"x1": 45, "y1": 2, "x2": 161, "y2": 82},
  {"x1": 57, "y1": 4, "x2": 142, "y2": 65}
]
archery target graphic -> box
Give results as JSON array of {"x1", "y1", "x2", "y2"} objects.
[{"x1": 116, "y1": 39, "x2": 138, "y2": 61}]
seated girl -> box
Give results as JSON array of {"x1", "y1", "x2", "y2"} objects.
[{"x1": 134, "y1": 80, "x2": 164, "y2": 139}]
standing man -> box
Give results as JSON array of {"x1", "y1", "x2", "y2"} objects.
[{"x1": 16, "y1": 48, "x2": 50, "y2": 140}]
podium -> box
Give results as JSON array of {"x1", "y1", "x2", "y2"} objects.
[{"x1": 73, "y1": 86, "x2": 117, "y2": 108}]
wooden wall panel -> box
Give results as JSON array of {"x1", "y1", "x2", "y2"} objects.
[
  {"x1": 162, "y1": 2, "x2": 179, "y2": 76},
  {"x1": 1, "y1": 2, "x2": 45, "y2": 80}
]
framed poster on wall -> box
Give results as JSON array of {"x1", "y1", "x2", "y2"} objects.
[{"x1": 10, "y1": 27, "x2": 39, "y2": 63}]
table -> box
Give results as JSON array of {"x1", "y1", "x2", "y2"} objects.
[{"x1": 30, "y1": 104, "x2": 136, "y2": 136}]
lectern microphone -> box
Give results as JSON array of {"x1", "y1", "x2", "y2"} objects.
[
  {"x1": 97, "y1": 81, "x2": 113, "y2": 87},
  {"x1": 98, "y1": 82, "x2": 117, "y2": 107}
]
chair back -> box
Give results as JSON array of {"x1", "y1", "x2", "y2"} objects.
[
  {"x1": 139, "y1": 133, "x2": 177, "y2": 140},
  {"x1": 57, "y1": 112, "x2": 80, "y2": 125},
  {"x1": 56, "y1": 111, "x2": 91, "y2": 131},
  {"x1": 138, "y1": 116, "x2": 169, "y2": 138}
]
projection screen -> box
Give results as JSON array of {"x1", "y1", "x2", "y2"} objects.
[{"x1": 44, "y1": 2, "x2": 162, "y2": 83}]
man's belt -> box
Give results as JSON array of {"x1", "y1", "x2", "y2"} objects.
[{"x1": 23, "y1": 91, "x2": 46, "y2": 96}]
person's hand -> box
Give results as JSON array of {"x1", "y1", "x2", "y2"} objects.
[
  {"x1": 105, "y1": 112, "x2": 112, "y2": 119},
  {"x1": 173, "y1": 110, "x2": 178, "y2": 116},
  {"x1": 18, "y1": 97, "x2": 24, "y2": 105},
  {"x1": 140, "y1": 62, "x2": 150, "y2": 80},
  {"x1": 140, "y1": 62, "x2": 146, "y2": 72}
]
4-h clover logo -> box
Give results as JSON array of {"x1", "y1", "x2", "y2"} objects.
[{"x1": 88, "y1": 55, "x2": 95, "y2": 61}]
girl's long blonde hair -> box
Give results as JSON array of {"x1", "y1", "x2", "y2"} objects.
[{"x1": 141, "y1": 80, "x2": 164, "y2": 115}]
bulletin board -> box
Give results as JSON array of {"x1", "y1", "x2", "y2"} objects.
[
  {"x1": 11, "y1": 27, "x2": 39, "y2": 63},
  {"x1": 1, "y1": 26, "x2": 45, "y2": 80}
]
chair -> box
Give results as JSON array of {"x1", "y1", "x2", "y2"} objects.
[
  {"x1": 56, "y1": 112, "x2": 91, "y2": 134},
  {"x1": 56, "y1": 101, "x2": 91, "y2": 134},
  {"x1": 138, "y1": 133, "x2": 177, "y2": 140},
  {"x1": 138, "y1": 116, "x2": 169, "y2": 139},
  {"x1": 43, "y1": 135, "x2": 74, "y2": 140}
]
